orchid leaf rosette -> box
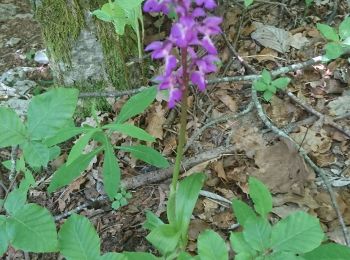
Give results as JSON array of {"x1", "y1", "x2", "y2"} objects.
[{"x1": 144, "y1": 0, "x2": 222, "y2": 107}]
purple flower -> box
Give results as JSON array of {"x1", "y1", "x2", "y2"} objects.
[{"x1": 144, "y1": 0, "x2": 222, "y2": 107}]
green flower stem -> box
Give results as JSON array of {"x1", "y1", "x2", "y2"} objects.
[{"x1": 167, "y1": 48, "x2": 189, "y2": 225}]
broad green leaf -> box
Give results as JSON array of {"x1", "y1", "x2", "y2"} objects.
[
  {"x1": 116, "y1": 87, "x2": 156, "y2": 123},
  {"x1": 44, "y1": 127, "x2": 90, "y2": 146},
  {"x1": 48, "y1": 147, "x2": 103, "y2": 193},
  {"x1": 103, "y1": 123, "x2": 155, "y2": 142},
  {"x1": 261, "y1": 70, "x2": 271, "y2": 84},
  {"x1": 4, "y1": 187, "x2": 28, "y2": 215},
  {"x1": 178, "y1": 252, "x2": 195, "y2": 260},
  {"x1": 267, "y1": 251, "x2": 302, "y2": 260},
  {"x1": 232, "y1": 199, "x2": 256, "y2": 227},
  {"x1": 175, "y1": 173, "x2": 205, "y2": 232},
  {"x1": 117, "y1": 0, "x2": 143, "y2": 10},
  {"x1": 58, "y1": 214, "x2": 100, "y2": 260},
  {"x1": 266, "y1": 84, "x2": 277, "y2": 94},
  {"x1": 303, "y1": 243, "x2": 350, "y2": 259},
  {"x1": 100, "y1": 252, "x2": 126, "y2": 260},
  {"x1": 117, "y1": 145, "x2": 169, "y2": 168},
  {"x1": 272, "y1": 77, "x2": 291, "y2": 90},
  {"x1": 6, "y1": 204, "x2": 58, "y2": 252},
  {"x1": 143, "y1": 211, "x2": 164, "y2": 231},
  {"x1": 235, "y1": 252, "x2": 255, "y2": 260},
  {"x1": 243, "y1": 216, "x2": 272, "y2": 251},
  {"x1": 123, "y1": 252, "x2": 159, "y2": 260},
  {"x1": 271, "y1": 211, "x2": 324, "y2": 253},
  {"x1": 101, "y1": 135, "x2": 120, "y2": 199},
  {"x1": 92, "y1": 10, "x2": 113, "y2": 22},
  {"x1": 325, "y1": 42, "x2": 344, "y2": 59},
  {"x1": 316, "y1": 23, "x2": 339, "y2": 42},
  {"x1": 244, "y1": 0, "x2": 254, "y2": 7},
  {"x1": 113, "y1": 18, "x2": 127, "y2": 35},
  {"x1": 67, "y1": 129, "x2": 99, "y2": 165},
  {"x1": 263, "y1": 91, "x2": 274, "y2": 101},
  {"x1": 22, "y1": 141, "x2": 50, "y2": 168},
  {"x1": 253, "y1": 81, "x2": 267, "y2": 91},
  {"x1": 0, "y1": 215, "x2": 9, "y2": 256},
  {"x1": 197, "y1": 230, "x2": 228, "y2": 260},
  {"x1": 146, "y1": 224, "x2": 181, "y2": 255},
  {"x1": 27, "y1": 88, "x2": 79, "y2": 140},
  {"x1": 249, "y1": 177, "x2": 272, "y2": 217},
  {"x1": 0, "y1": 107, "x2": 27, "y2": 148},
  {"x1": 48, "y1": 145, "x2": 61, "y2": 161},
  {"x1": 339, "y1": 17, "x2": 350, "y2": 40},
  {"x1": 230, "y1": 232, "x2": 256, "y2": 255}
]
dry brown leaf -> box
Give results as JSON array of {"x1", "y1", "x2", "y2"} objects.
[
  {"x1": 250, "y1": 139, "x2": 315, "y2": 195},
  {"x1": 216, "y1": 90, "x2": 238, "y2": 112},
  {"x1": 213, "y1": 159, "x2": 227, "y2": 181},
  {"x1": 266, "y1": 96, "x2": 296, "y2": 127},
  {"x1": 232, "y1": 126, "x2": 266, "y2": 159},
  {"x1": 184, "y1": 161, "x2": 211, "y2": 177},
  {"x1": 146, "y1": 103, "x2": 166, "y2": 140},
  {"x1": 255, "y1": 48, "x2": 278, "y2": 62}
]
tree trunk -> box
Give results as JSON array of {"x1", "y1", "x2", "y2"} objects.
[{"x1": 31, "y1": 0, "x2": 144, "y2": 90}]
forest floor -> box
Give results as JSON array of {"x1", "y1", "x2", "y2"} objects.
[{"x1": 1, "y1": 0, "x2": 350, "y2": 259}]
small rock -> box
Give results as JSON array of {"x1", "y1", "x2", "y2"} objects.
[
  {"x1": 5, "y1": 37, "x2": 21, "y2": 47},
  {"x1": 34, "y1": 50, "x2": 49, "y2": 64}
]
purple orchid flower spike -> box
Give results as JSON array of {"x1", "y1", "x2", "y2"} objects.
[{"x1": 144, "y1": 0, "x2": 222, "y2": 108}]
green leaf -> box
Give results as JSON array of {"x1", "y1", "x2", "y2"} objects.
[
  {"x1": 235, "y1": 252, "x2": 255, "y2": 260},
  {"x1": 339, "y1": 17, "x2": 350, "y2": 40},
  {"x1": 101, "y1": 135, "x2": 121, "y2": 199},
  {"x1": 143, "y1": 211, "x2": 164, "y2": 231},
  {"x1": 4, "y1": 187, "x2": 28, "y2": 215},
  {"x1": 232, "y1": 199, "x2": 256, "y2": 227},
  {"x1": 92, "y1": 10, "x2": 113, "y2": 22},
  {"x1": 316, "y1": 23, "x2": 339, "y2": 42},
  {"x1": 244, "y1": 0, "x2": 254, "y2": 7},
  {"x1": 266, "y1": 84, "x2": 277, "y2": 94},
  {"x1": 58, "y1": 214, "x2": 100, "y2": 260},
  {"x1": 267, "y1": 251, "x2": 302, "y2": 260},
  {"x1": 175, "y1": 173, "x2": 206, "y2": 233},
  {"x1": 253, "y1": 81, "x2": 267, "y2": 91},
  {"x1": 325, "y1": 42, "x2": 344, "y2": 59},
  {"x1": 303, "y1": 243, "x2": 350, "y2": 259},
  {"x1": 261, "y1": 69, "x2": 271, "y2": 84},
  {"x1": 272, "y1": 77, "x2": 291, "y2": 90},
  {"x1": 44, "y1": 127, "x2": 89, "y2": 146},
  {"x1": 100, "y1": 252, "x2": 126, "y2": 260},
  {"x1": 117, "y1": 0, "x2": 144, "y2": 10},
  {"x1": 48, "y1": 145, "x2": 61, "y2": 161},
  {"x1": 243, "y1": 216, "x2": 272, "y2": 251},
  {"x1": 67, "y1": 129, "x2": 99, "y2": 165},
  {"x1": 48, "y1": 147, "x2": 103, "y2": 193},
  {"x1": 103, "y1": 123, "x2": 155, "y2": 142},
  {"x1": 305, "y1": 0, "x2": 313, "y2": 7},
  {"x1": 263, "y1": 91, "x2": 274, "y2": 101},
  {"x1": 178, "y1": 251, "x2": 195, "y2": 260},
  {"x1": 123, "y1": 252, "x2": 159, "y2": 260},
  {"x1": 116, "y1": 87, "x2": 157, "y2": 123},
  {"x1": 6, "y1": 204, "x2": 58, "y2": 252},
  {"x1": 0, "y1": 107, "x2": 27, "y2": 148},
  {"x1": 117, "y1": 145, "x2": 169, "y2": 168},
  {"x1": 0, "y1": 215, "x2": 9, "y2": 256},
  {"x1": 27, "y1": 88, "x2": 79, "y2": 140},
  {"x1": 230, "y1": 232, "x2": 256, "y2": 255},
  {"x1": 146, "y1": 224, "x2": 181, "y2": 255},
  {"x1": 271, "y1": 211, "x2": 324, "y2": 253},
  {"x1": 197, "y1": 230, "x2": 228, "y2": 260},
  {"x1": 22, "y1": 141, "x2": 50, "y2": 168},
  {"x1": 249, "y1": 177, "x2": 272, "y2": 217}
]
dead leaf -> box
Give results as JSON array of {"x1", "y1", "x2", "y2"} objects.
[
  {"x1": 288, "y1": 33, "x2": 310, "y2": 50},
  {"x1": 328, "y1": 95, "x2": 350, "y2": 117},
  {"x1": 213, "y1": 160, "x2": 227, "y2": 181},
  {"x1": 216, "y1": 90, "x2": 238, "y2": 112},
  {"x1": 146, "y1": 103, "x2": 166, "y2": 140}
]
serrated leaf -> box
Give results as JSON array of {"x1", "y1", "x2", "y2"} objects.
[
  {"x1": 101, "y1": 135, "x2": 120, "y2": 199},
  {"x1": 22, "y1": 141, "x2": 50, "y2": 168},
  {"x1": 146, "y1": 224, "x2": 181, "y2": 254},
  {"x1": 0, "y1": 108, "x2": 27, "y2": 148},
  {"x1": 303, "y1": 243, "x2": 350, "y2": 259},
  {"x1": 271, "y1": 211, "x2": 324, "y2": 253},
  {"x1": 261, "y1": 70, "x2": 271, "y2": 84},
  {"x1": 232, "y1": 199, "x2": 256, "y2": 227},
  {"x1": 249, "y1": 177, "x2": 272, "y2": 217},
  {"x1": 266, "y1": 84, "x2": 277, "y2": 94},
  {"x1": 116, "y1": 87, "x2": 156, "y2": 124},
  {"x1": 339, "y1": 17, "x2": 350, "y2": 40},
  {"x1": 325, "y1": 42, "x2": 344, "y2": 59},
  {"x1": 197, "y1": 230, "x2": 228, "y2": 260},
  {"x1": 0, "y1": 215, "x2": 9, "y2": 256},
  {"x1": 263, "y1": 91, "x2": 274, "y2": 101},
  {"x1": 253, "y1": 80, "x2": 267, "y2": 91},
  {"x1": 27, "y1": 88, "x2": 78, "y2": 140},
  {"x1": 243, "y1": 217, "x2": 272, "y2": 251},
  {"x1": 316, "y1": 23, "x2": 339, "y2": 42},
  {"x1": 103, "y1": 123, "x2": 155, "y2": 142},
  {"x1": 230, "y1": 232, "x2": 256, "y2": 255},
  {"x1": 48, "y1": 147, "x2": 103, "y2": 193},
  {"x1": 58, "y1": 214, "x2": 100, "y2": 260},
  {"x1": 175, "y1": 173, "x2": 205, "y2": 232},
  {"x1": 117, "y1": 145, "x2": 169, "y2": 168},
  {"x1": 6, "y1": 204, "x2": 58, "y2": 252},
  {"x1": 272, "y1": 77, "x2": 291, "y2": 90}
]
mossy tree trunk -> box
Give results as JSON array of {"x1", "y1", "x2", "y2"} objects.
[{"x1": 31, "y1": 0, "x2": 144, "y2": 90}]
